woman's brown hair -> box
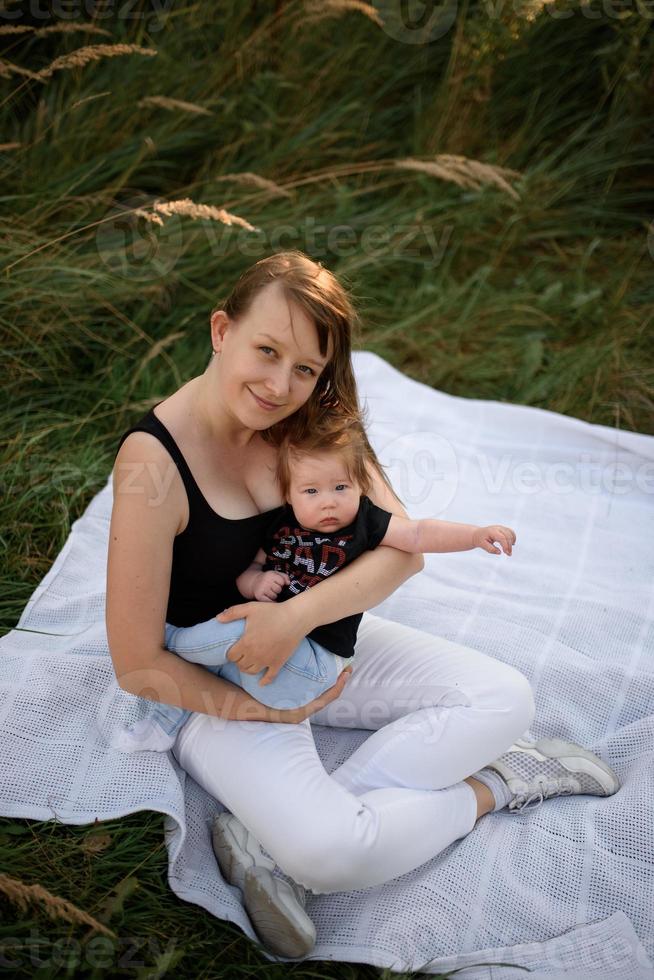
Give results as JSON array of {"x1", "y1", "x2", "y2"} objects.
[{"x1": 212, "y1": 250, "x2": 403, "y2": 505}]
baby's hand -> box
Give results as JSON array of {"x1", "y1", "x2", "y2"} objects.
[
  {"x1": 253, "y1": 570, "x2": 291, "y2": 602},
  {"x1": 472, "y1": 525, "x2": 516, "y2": 556}
]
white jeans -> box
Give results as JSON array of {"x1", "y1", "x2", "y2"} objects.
[{"x1": 172, "y1": 612, "x2": 536, "y2": 895}]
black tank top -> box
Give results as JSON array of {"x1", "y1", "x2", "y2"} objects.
[{"x1": 116, "y1": 405, "x2": 283, "y2": 627}]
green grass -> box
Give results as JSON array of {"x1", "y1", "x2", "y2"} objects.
[{"x1": 1, "y1": 0, "x2": 652, "y2": 975}]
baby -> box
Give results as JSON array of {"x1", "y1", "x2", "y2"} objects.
[{"x1": 115, "y1": 423, "x2": 515, "y2": 753}]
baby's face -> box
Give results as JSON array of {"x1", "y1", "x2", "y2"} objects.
[{"x1": 287, "y1": 451, "x2": 361, "y2": 532}]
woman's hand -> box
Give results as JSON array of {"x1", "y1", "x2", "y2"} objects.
[
  {"x1": 258, "y1": 666, "x2": 353, "y2": 724},
  {"x1": 472, "y1": 524, "x2": 516, "y2": 556},
  {"x1": 217, "y1": 599, "x2": 311, "y2": 684}
]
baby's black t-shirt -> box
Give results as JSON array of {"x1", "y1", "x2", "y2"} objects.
[{"x1": 260, "y1": 495, "x2": 393, "y2": 657}]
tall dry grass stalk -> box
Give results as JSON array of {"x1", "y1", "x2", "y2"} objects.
[
  {"x1": 0, "y1": 23, "x2": 112, "y2": 38},
  {"x1": 0, "y1": 25, "x2": 39, "y2": 35},
  {"x1": 0, "y1": 59, "x2": 41, "y2": 80},
  {"x1": 134, "y1": 197, "x2": 261, "y2": 232},
  {"x1": 70, "y1": 91, "x2": 111, "y2": 111},
  {"x1": 4, "y1": 194, "x2": 258, "y2": 276},
  {"x1": 213, "y1": 171, "x2": 294, "y2": 198},
  {"x1": 0, "y1": 873, "x2": 116, "y2": 938},
  {"x1": 31, "y1": 44, "x2": 157, "y2": 81},
  {"x1": 302, "y1": 0, "x2": 384, "y2": 27},
  {"x1": 0, "y1": 142, "x2": 21, "y2": 150},
  {"x1": 395, "y1": 154, "x2": 523, "y2": 200},
  {"x1": 138, "y1": 95, "x2": 213, "y2": 116}
]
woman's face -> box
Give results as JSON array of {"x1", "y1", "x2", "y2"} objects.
[{"x1": 210, "y1": 280, "x2": 333, "y2": 433}]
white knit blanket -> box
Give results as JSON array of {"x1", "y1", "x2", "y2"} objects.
[{"x1": 1, "y1": 351, "x2": 653, "y2": 978}]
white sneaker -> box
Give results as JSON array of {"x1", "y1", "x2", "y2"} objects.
[
  {"x1": 486, "y1": 736, "x2": 621, "y2": 814},
  {"x1": 211, "y1": 812, "x2": 316, "y2": 958}
]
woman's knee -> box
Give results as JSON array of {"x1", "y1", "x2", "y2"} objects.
[
  {"x1": 499, "y1": 664, "x2": 536, "y2": 734},
  {"x1": 277, "y1": 823, "x2": 371, "y2": 894},
  {"x1": 288, "y1": 852, "x2": 368, "y2": 894}
]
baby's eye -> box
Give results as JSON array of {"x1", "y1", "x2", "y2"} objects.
[
  {"x1": 303, "y1": 488, "x2": 317, "y2": 494},
  {"x1": 335, "y1": 484, "x2": 347, "y2": 491}
]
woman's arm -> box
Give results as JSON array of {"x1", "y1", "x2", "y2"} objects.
[
  {"x1": 107, "y1": 434, "x2": 349, "y2": 723},
  {"x1": 292, "y1": 546, "x2": 420, "y2": 632},
  {"x1": 120, "y1": 645, "x2": 351, "y2": 725}
]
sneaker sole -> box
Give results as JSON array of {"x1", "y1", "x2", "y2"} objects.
[
  {"x1": 511, "y1": 736, "x2": 620, "y2": 795},
  {"x1": 243, "y1": 866, "x2": 316, "y2": 959},
  {"x1": 212, "y1": 814, "x2": 315, "y2": 958}
]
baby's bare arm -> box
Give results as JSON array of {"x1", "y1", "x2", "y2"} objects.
[
  {"x1": 235, "y1": 547, "x2": 268, "y2": 599},
  {"x1": 380, "y1": 515, "x2": 476, "y2": 553},
  {"x1": 380, "y1": 516, "x2": 516, "y2": 556}
]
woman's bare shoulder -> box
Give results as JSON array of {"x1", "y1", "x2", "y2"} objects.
[{"x1": 113, "y1": 430, "x2": 188, "y2": 535}]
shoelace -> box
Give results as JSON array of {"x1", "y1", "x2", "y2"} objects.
[{"x1": 508, "y1": 775, "x2": 577, "y2": 814}]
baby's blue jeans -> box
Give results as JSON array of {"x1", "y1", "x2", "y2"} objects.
[{"x1": 150, "y1": 616, "x2": 348, "y2": 740}]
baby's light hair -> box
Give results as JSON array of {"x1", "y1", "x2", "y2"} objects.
[{"x1": 276, "y1": 419, "x2": 372, "y2": 502}]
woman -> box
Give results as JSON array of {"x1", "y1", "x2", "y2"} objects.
[{"x1": 106, "y1": 251, "x2": 620, "y2": 959}]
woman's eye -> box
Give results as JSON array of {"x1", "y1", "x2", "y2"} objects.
[{"x1": 259, "y1": 347, "x2": 313, "y2": 376}]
